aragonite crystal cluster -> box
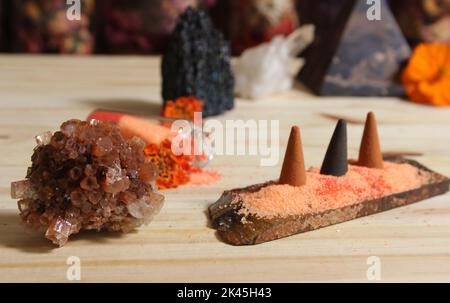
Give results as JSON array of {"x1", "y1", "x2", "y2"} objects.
[{"x1": 10, "y1": 119, "x2": 164, "y2": 247}]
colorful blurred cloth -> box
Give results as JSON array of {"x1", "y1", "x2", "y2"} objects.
[
  {"x1": 391, "y1": 0, "x2": 450, "y2": 45},
  {"x1": 9, "y1": 0, "x2": 95, "y2": 53},
  {"x1": 0, "y1": 0, "x2": 449, "y2": 54},
  {"x1": 212, "y1": 0, "x2": 299, "y2": 55},
  {"x1": 97, "y1": 0, "x2": 200, "y2": 54}
]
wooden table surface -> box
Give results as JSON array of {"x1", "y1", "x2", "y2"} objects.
[{"x1": 1, "y1": 55, "x2": 450, "y2": 282}]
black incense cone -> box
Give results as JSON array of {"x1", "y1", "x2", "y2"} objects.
[{"x1": 320, "y1": 119, "x2": 348, "y2": 176}]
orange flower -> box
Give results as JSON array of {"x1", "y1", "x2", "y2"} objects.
[
  {"x1": 161, "y1": 96, "x2": 203, "y2": 120},
  {"x1": 144, "y1": 139, "x2": 192, "y2": 190},
  {"x1": 402, "y1": 43, "x2": 450, "y2": 106}
]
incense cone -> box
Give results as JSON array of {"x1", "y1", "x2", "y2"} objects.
[
  {"x1": 358, "y1": 112, "x2": 383, "y2": 169},
  {"x1": 320, "y1": 119, "x2": 348, "y2": 176},
  {"x1": 279, "y1": 126, "x2": 306, "y2": 186},
  {"x1": 88, "y1": 110, "x2": 172, "y2": 145}
]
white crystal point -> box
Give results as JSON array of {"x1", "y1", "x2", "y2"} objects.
[
  {"x1": 127, "y1": 192, "x2": 164, "y2": 224},
  {"x1": 11, "y1": 179, "x2": 36, "y2": 200},
  {"x1": 234, "y1": 25, "x2": 315, "y2": 99},
  {"x1": 35, "y1": 131, "x2": 52, "y2": 146},
  {"x1": 286, "y1": 24, "x2": 315, "y2": 57}
]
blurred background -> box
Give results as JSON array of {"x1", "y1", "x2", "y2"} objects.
[{"x1": 0, "y1": 0, "x2": 449, "y2": 56}]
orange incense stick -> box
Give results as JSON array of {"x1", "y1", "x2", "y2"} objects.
[{"x1": 87, "y1": 110, "x2": 173, "y2": 145}]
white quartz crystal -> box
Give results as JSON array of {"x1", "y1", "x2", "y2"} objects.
[
  {"x1": 35, "y1": 131, "x2": 52, "y2": 146},
  {"x1": 127, "y1": 193, "x2": 164, "y2": 224},
  {"x1": 234, "y1": 25, "x2": 315, "y2": 99}
]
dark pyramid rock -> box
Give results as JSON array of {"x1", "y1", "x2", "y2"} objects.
[
  {"x1": 298, "y1": 0, "x2": 410, "y2": 96},
  {"x1": 162, "y1": 7, "x2": 234, "y2": 117},
  {"x1": 297, "y1": 0, "x2": 355, "y2": 94},
  {"x1": 320, "y1": 119, "x2": 348, "y2": 177},
  {"x1": 0, "y1": 5, "x2": 3, "y2": 52}
]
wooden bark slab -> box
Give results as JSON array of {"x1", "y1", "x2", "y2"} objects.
[{"x1": 209, "y1": 157, "x2": 450, "y2": 245}]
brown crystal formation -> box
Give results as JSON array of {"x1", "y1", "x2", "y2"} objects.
[{"x1": 11, "y1": 119, "x2": 164, "y2": 247}]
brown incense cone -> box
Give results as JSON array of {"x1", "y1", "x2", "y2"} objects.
[
  {"x1": 358, "y1": 112, "x2": 383, "y2": 169},
  {"x1": 279, "y1": 126, "x2": 306, "y2": 186},
  {"x1": 320, "y1": 119, "x2": 348, "y2": 177}
]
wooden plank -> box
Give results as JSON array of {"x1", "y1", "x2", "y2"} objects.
[{"x1": 0, "y1": 55, "x2": 450, "y2": 282}]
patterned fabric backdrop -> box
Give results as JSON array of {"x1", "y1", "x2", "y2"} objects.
[
  {"x1": 0, "y1": 0, "x2": 448, "y2": 54},
  {"x1": 9, "y1": 0, "x2": 95, "y2": 53},
  {"x1": 390, "y1": 0, "x2": 450, "y2": 44}
]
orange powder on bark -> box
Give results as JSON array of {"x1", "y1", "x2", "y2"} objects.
[{"x1": 239, "y1": 162, "x2": 429, "y2": 219}]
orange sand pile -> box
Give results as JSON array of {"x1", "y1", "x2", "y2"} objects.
[
  {"x1": 239, "y1": 161, "x2": 430, "y2": 219},
  {"x1": 189, "y1": 170, "x2": 221, "y2": 186}
]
